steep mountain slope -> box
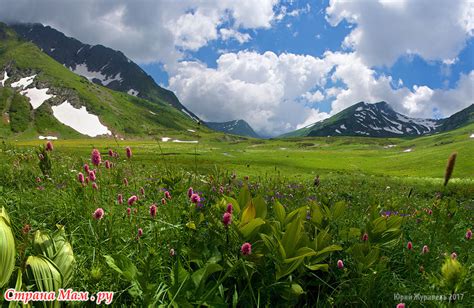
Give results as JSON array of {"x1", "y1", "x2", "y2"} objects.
[
  {"x1": 282, "y1": 101, "x2": 473, "y2": 138},
  {"x1": 437, "y1": 104, "x2": 474, "y2": 132},
  {"x1": 0, "y1": 23, "x2": 204, "y2": 139},
  {"x1": 205, "y1": 119, "x2": 259, "y2": 138},
  {"x1": 10, "y1": 23, "x2": 200, "y2": 122}
]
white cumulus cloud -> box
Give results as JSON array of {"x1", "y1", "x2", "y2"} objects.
[
  {"x1": 302, "y1": 90, "x2": 324, "y2": 103},
  {"x1": 219, "y1": 28, "x2": 251, "y2": 44},
  {"x1": 326, "y1": 0, "x2": 474, "y2": 67},
  {"x1": 169, "y1": 51, "x2": 333, "y2": 136}
]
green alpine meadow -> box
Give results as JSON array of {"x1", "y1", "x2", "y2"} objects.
[{"x1": 0, "y1": 2, "x2": 473, "y2": 307}]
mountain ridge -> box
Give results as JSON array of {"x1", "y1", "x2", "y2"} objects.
[
  {"x1": 10, "y1": 23, "x2": 201, "y2": 123},
  {"x1": 205, "y1": 119, "x2": 260, "y2": 138},
  {"x1": 282, "y1": 101, "x2": 473, "y2": 138}
]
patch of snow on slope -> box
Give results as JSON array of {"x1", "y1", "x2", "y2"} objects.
[
  {"x1": 0, "y1": 71, "x2": 9, "y2": 86},
  {"x1": 340, "y1": 124, "x2": 346, "y2": 129},
  {"x1": 71, "y1": 64, "x2": 122, "y2": 86},
  {"x1": 172, "y1": 139, "x2": 198, "y2": 143},
  {"x1": 187, "y1": 129, "x2": 196, "y2": 132},
  {"x1": 383, "y1": 126, "x2": 403, "y2": 134},
  {"x1": 21, "y1": 88, "x2": 55, "y2": 109},
  {"x1": 368, "y1": 125, "x2": 382, "y2": 131},
  {"x1": 367, "y1": 108, "x2": 378, "y2": 116},
  {"x1": 382, "y1": 115, "x2": 402, "y2": 130},
  {"x1": 395, "y1": 114, "x2": 439, "y2": 131},
  {"x1": 355, "y1": 107, "x2": 363, "y2": 111},
  {"x1": 395, "y1": 114, "x2": 410, "y2": 123},
  {"x1": 181, "y1": 109, "x2": 199, "y2": 122},
  {"x1": 413, "y1": 118, "x2": 439, "y2": 131},
  {"x1": 335, "y1": 129, "x2": 341, "y2": 134},
  {"x1": 102, "y1": 73, "x2": 122, "y2": 85},
  {"x1": 39, "y1": 136, "x2": 58, "y2": 140},
  {"x1": 11, "y1": 75, "x2": 36, "y2": 89},
  {"x1": 162, "y1": 137, "x2": 171, "y2": 142},
  {"x1": 403, "y1": 148, "x2": 413, "y2": 152},
  {"x1": 127, "y1": 89, "x2": 139, "y2": 96},
  {"x1": 355, "y1": 131, "x2": 370, "y2": 135},
  {"x1": 470, "y1": 134, "x2": 474, "y2": 138},
  {"x1": 52, "y1": 101, "x2": 111, "y2": 137}
]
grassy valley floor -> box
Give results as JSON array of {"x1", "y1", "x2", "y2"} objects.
[{"x1": 0, "y1": 127, "x2": 473, "y2": 306}]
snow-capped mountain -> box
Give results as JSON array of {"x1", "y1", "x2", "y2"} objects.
[
  {"x1": 282, "y1": 101, "x2": 473, "y2": 138},
  {"x1": 205, "y1": 119, "x2": 260, "y2": 138},
  {"x1": 10, "y1": 23, "x2": 200, "y2": 122}
]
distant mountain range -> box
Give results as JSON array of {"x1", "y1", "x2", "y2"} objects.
[
  {"x1": 206, "y1": 120, "x2": 260, "y2": 138},
  {"x1": 282, "y1": 101, "x2": 474, "y2": 138}
]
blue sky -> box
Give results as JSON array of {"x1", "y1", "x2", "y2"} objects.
[
  {"x1": 142, "y1": 0, "x2": 355, "y2": 99},
  {"x1": 2, "y1": 0, "x2": 472, "y2": 135}
]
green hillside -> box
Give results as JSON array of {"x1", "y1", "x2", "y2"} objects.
[{"x1": 438, "y1": 104, "x2": 474, "y2": 132}]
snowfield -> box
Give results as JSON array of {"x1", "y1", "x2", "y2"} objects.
[
  {"x1": 127, "y1": 89, "x2": 139, "y2": 96},
  {"x1": 395, "y1": 114, "x2": 439, "y2": 131},
  {"x1": 9, "y1": 74, "x2": 55, "y2": 109},
  {"x1": 161, "y1": 137, "x2": 197, "y2": 143},
  {"x1": 0, "y1": 71, "x2": 9, "y2": 86},
  {"x1": 38, "y1": 136, "x2": 58, "y2": 140},
  {"x1": 11, "y1": 75, "x2": 36, "y2": 89},
  {"x1": 172, "y1": 140, "x2": 199, "y2": 143},
  {"x1": 383, "y1": 126, "x2": 403, "y2": 134},
  {"x1": 21, "y1": 87, "x2": 55, "y2": 109},
  {"x1": 71, "y1": 63, "x2": 122, "y2": 86},
  {"x1": 51, "y1": 101, "x2": 111, "y2": 137}
]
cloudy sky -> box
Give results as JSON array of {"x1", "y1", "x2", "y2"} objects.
[{"x1": 0, "y1": 0, "x2": 473, "y2": 136}]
